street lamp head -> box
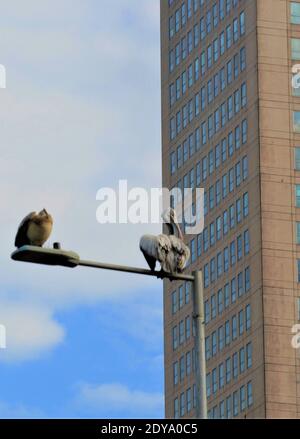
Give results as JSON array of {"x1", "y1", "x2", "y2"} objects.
[{"x1": 11, "y1": 245, "x2": 80, "y2": 268}]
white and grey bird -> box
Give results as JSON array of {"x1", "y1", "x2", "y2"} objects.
[
  {"x1": 139, "y1": 208, "x2": 190, "y2": 274},
  {"x1": 14, "y1": 209, "x2": 53, "y2": 248}
]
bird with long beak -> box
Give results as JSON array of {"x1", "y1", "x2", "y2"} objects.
[
  {"x1": 139, "y1": 208, "x2": 190, "y2": 274},
  {"x1": 14, "y1": 209, "x2": 53, "y2": 248}
]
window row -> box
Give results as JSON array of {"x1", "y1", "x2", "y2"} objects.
[
  {"x1": 170, "y1": 118, "x2": 247, "y2": 175},
  {"x1": 208, "y1": 381, "x2": 253, "y2": 418},
  {"x1": 169, "y1": 0, "x2": 242, "y2": 40},
  {"x1": 170, "y1": 83, "x2": 247, "y2": 142},
  {"x1": 203, "y1": 247, "x2": 250, "y2": 289},
  {"x1": 169, "y1": 46, "x2": 246, "y2": 108},
  {"x1": 172, "y1": 315, "x2": 195, "y2": 350},
  {"x1": 205, "y1": 305, "x2": 251, "y2": 360},
  {"x1": 171, "y1": 282, "x2": 191, "y2": 314},
  {"x1": 195, "y1": 194, "x2": 249, "y2": 260},
  {"x1": 206, "y1": 342, "x2": 252, "y2": 397},
  {"x1": 174, "y1": 384, "x2": 197, "y2": 419},
  {"x1": 173, "y1": 349, "x2": 196, "y2": 386},
  {"x1": 169, "y1": 11, "x2": 246, "y2": 73},
  {"x1": 174, "y1": 380, "x2": 253, "y2": 419},
  {"x1": 204, "y1": 268, "x2": 251, "y2": 323}
]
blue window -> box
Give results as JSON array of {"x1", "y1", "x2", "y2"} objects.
[
  {"x1": 188, "y1": 31, "x2": 193, "y2": 53},
  {"x1": 246, "y1": 342, "x2": 252, "y2": 369},
  {"x1": 228, "y1": 95, "x2": 233, "y2": 120},
  {"x1": 229, "y1": 168, "x2": 234, "y2": 192},
  {"x1": 213, "y1": 38, "x2": 219, "y2": 62},
  {"x1": 232, "y1": 317, "x2": 237, "y2": 341},
  {"x1": 194, "y1": 23, "x2": 200, "y2": 47},
  {"x1": 222, "y1": 138, "x2": 227, "y2": 162},
  {"x1": 231, "y1": 277, "x2": 236, "y2": 303},
  {"x1": 210, "y1": 221, "x2": 215, "y2": 245},
  {"x1": 233, "y1": 18, "x2": 238, "y2": 42},
  {"x1": 224, "y1": 283, "x2": 230, "y2": 308},
  {"x1": 291, "y1": 2, "x2": 300, "y2": 24},
  {"x1": 238, "y1": 272, "x2": 243, "y2": 296},
  {"x1": 211, "y1": 294, "x2": 217, "y2": 319},
  {"x1": 181, "y1": 3, "x2": 186, "y2": 25},
  {"x1": 222, "y1": 174, "x2": 227, "y2": 198},
  {"x1": 218, "y1": 289, "x2": 223, "y2": 314},
  {"x1": 212, "y1": 331, "x2": 217, "y2": 356},
  {"x1": 224, "y1": 247, "x2": 229, "y2": 272},
  {"x1": 201, "y1": 122, "x2": 207, "y2": 146},
  {"x1": 230, "y1": 240, "x2": 236, "y2": 266},
  {"x1": 216, "y1": 216, "x2": 222, "y2": 240},
  {"x1": 215, "y1": 144, "x2": 221, "y2": 168},
  {"x1": 217, "y1": 252, "x2": 222, "y2": 277},
  {"x1": 241, "y1": 82, "x2": 247, "y2": 107},
  {"x1": 223, "y1": 211, "x2": 229, "y2": 235},
  {"x1": 296, "y1": 184, "x2": 300, "y2": 206},
  {"x1": 206, "y1": 373, "x2": 211, "y2": 398},
  {"x1": 206, "y1": 10, "x2": 212, "y2": 33},
  {"x1": 244, "y1": 230, "x2": 250, "y2": 255},
  {"x1": 226, "y1": 24, "x2": 232, "y2": 48},
  {"x1": 247, "y1": 382, "x2": 253, "y2": 407},
  {"x1": 243, "y1": 192, "x2": 249, "y2": 217},
  {"x1": 214, "y1": 73, "x2": 219, "y2": 98},
  {"x1": 235, "y1": 162, "x2": 241, "y2": 187},
  {"x1": 229, "y1": 204, "x2": 235, "y2": 229},
  {"x1": 240, "y1": 47, "x2": 246, "y2": 71},
  {"x1": 225, "y1": 320, "x2": 230, "y2": 345},
  {"x1": 216, "y1": 180, "x2": 221, "y2": 205},
  {"x1": 242, "y1": 119, "x2": 248, "y2": 143},
  {"x1": 204, "y1": 263, "x2": 209, "y2": 288},
  {"x1": 233, "y1": 391, "x2": 238, "y2": 417},
  {"x1": 239, "y1": 312, "x2": 244, "y2": 337},
  {"x1": 220, "y1": 31, "x2": 225, "y2": 55},
  {"x1": 212, "y1": 368, "x2": 217, "y2": 394},
  {"x1": 213, "y1": 3, "x2": 218, "y2": 27},
  {"x1": 227, "y1": 60, "x2": 233, "y2": 84},
  {"x1": 207, "y1": 45, "x2": 212, "y2": 68},
  {"x1": 226, "y1": 358, "x2": 231, "y2": 384},
  {"x1": 246, "y1": 304, "x2": 251, "y2": 330},
  {"x1": 240, "y1": 11, "x2": 245, "y2": 35},
  {"x1": 236, "y1": 198, "x2": 242, "y2": 223},
  {"x1": 245, "y1": 267, "x2": 250, "y2": 292},
  {"x1": 237, "y1": 234, "x2": 242, "y2": 260}
]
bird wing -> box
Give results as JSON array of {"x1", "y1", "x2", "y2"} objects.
[{"x1": 14, "y1": 212, "x2": 36, "y2": 247}]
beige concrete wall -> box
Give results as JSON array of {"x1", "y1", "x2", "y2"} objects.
[{"x1": 257, "y1": 0, "x2": 300, "y2": 419}]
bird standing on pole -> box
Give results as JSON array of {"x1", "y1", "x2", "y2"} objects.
[
  {"x1": 139, "y1": 208, "x2": 190, "y2": 274},
  {"x1": 14, "y1": 209, "x2": 53, "y2": 248}
]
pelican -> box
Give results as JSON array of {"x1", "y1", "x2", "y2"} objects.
[
  {"x1": 15, "y1": 209, "x2": 53, "y2": 248},
  {"x1": 139, "y1": 208, "x2": 190, "y2": 274}
]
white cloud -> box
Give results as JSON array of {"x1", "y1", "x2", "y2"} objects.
[
  {"x1": 0, "y1": 0, "x2": 161, "y2": 361},
  {"x1": 0, "y1": 301, "x2": 64, "y2": 362},
  {"x1": 76, "y1": 382, "x2": 164, "y2": 417},
  {"x1": 0, "y1": 400, "x2": 45, "y2": 419}
]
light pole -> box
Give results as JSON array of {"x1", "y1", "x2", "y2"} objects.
[{"x1": 11, "y1": 244, "x2": 207, "y2": 419}]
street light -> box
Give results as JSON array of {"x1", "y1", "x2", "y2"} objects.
[{"x1": 11, "y1": 243, "x2": 207, "y2": 419}]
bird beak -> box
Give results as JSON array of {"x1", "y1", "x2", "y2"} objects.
[{"x1": 175, "y1": 221, "x2": 183, "y2": 240}]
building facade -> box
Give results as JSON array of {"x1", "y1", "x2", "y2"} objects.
[{"x1": 161, "y1": 0, "x2": 300, "y2": 419}]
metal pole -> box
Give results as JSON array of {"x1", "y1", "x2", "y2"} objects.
[
  {"x1": 75, "y1": 258, "x2": 195, "y2": 282},
  {"x1": 192, "y1": 270, "x2": 207, "y2": 419}
]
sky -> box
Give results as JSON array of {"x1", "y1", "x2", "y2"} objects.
[{"x1": 0, "y1": 0, "x2": 164, "y2": 418}]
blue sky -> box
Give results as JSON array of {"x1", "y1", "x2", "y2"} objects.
[{"x1": 0, "y1": 0, "x2": 164, "y2": 418}]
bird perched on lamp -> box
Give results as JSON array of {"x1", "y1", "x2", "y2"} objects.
[
  {"x1": 14, "y1": 209, "x2": 53, "y2": 248},
  {"x1": 139, "y1": 208, "x2": 190, "y2": 274}
]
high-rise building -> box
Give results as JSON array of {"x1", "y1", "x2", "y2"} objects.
[{"x1": 161, "y1": 0, "x2": 300, "y2": 419}]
